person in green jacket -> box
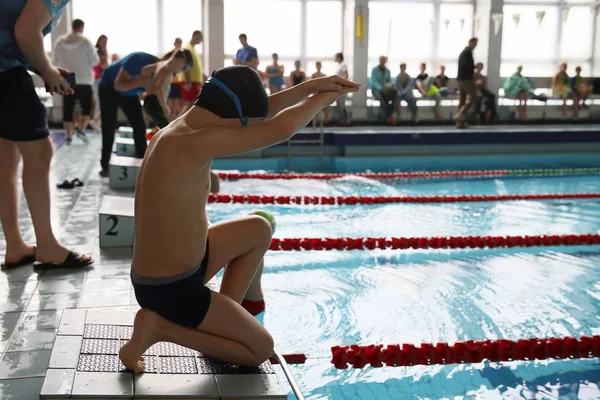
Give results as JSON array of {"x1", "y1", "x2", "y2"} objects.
[{"x1": 503, "y1": 65, "x2": 547, "y2": 121}]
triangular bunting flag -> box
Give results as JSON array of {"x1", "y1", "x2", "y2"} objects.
[
  {"x1": 536, "y1": 11, "x2": 545, "y2": 26},
  {"x1": 513, "y1": 14, "x2": 520, "y2": 28},
  {"x1": 492, "y1": 13, "x2": 503, "y2": 36},
  {"x1": 561, "y1": 6, "x2": 570, "y2": 23},
  {"x1": 444, "y1": 19, "x2": 450, "y2": 30},
  {"x1": 460, "y1": 19, "x2": 465, "y2": 32},
  {"x1": 474, "y1": 17, "x2": 481, "y2": 33}
]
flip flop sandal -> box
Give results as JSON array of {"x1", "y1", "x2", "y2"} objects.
[
  {"x1": 1, "y1": 247, "x2": 36, "y2": 270},
  {"x1": 33, "y1": 251, "x2": 93, "y2": 270},
  {"x1": 71, "y1": 178, "x2": 84, "y2": 187},
  {"x1": 57, "y1": 180, "x2": 75, "y2": 189}
]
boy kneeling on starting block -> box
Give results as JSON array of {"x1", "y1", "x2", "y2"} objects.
[{"x1": 120, "y1": 65, "x2": 359, "y2": 372}]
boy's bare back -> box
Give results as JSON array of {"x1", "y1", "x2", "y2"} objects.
[{"x1": 132, "y1": 117, "x2": 212, "y2": 278}]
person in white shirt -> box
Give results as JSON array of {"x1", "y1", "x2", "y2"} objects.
[
  {"x1": 53, "y1": 19, "x2": 98, "y2": 144},
  {"x1": 334, "y1": 52, "x2": 351, "y2": 126}
]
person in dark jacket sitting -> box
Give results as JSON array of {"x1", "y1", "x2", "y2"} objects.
[{"x1": 453, "y1": 37, "x2": 478, "y2": 128}]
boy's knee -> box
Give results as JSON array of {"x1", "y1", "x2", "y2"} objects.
[
  {"x1": 250, "y1": 331, "x2": 274, "y2": 365},
  {"x1": 248, "y1": 215, "x2": 273, "y2": 247}
]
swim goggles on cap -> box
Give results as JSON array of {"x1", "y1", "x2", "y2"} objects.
[{"x1": 205, "y1": 77, "x2": 248, "y2": 127}]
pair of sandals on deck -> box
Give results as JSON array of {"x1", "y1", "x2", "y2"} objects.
[{"x1": 1, "y1": 246, "x2": 93, "y2": 271}]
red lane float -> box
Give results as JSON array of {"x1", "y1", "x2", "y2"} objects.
[
  {"x1": 219, "y1": 170, "x2": 510, "y2": 180},
  {"x1": 208, "y1": 192, "x2": 600, "y2": 205},
  {"x1": 269, "y1": 354, "x2": 308, "y2": 365},
  {"x1": 269, "y1": 234, "x2": 600, "y2": 251},
  {"x1": 331, "y1": 336, "x2": 600, "y2": 369}
]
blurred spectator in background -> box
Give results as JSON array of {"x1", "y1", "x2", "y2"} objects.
[
  {"x1": 454, "y1": 37, "x2": 478, "y2": 128},
  {"x1": 553, "y1": 62, "x2": 575, "y2": 118},
  {"x1": 53, "y1": 18, "x2": 98, "y2": 144},
  {"x1": 168, "y1": 38, "x2": 184, "y2": 120},
  {"x1": 415, "y1": 62, "x2": 441, "y2": 119},
  {"x1": 503, "y1": 65, "x2": 546, "y2": 121},
  {"x1": 91, "y1": 34, "x2": 108, "y2": 132},
  {"x1": 369, "y1": 56, "x2": 396, "y2": 125},
  {"x1": 181, "y1": 30, "x2": 204, "y2": 112},
  {"x1": 435, "y1": 65, "x2": 450, "y2": 94},
  {"x1": 290, "y1": 60, "x2": 306, "y2": 87},
  {"x1": 265, "y1": 53, "x2": 284, "y2": 94},
  {"x1": 311, "y1": 61, "x2": 328, "y2": 128},
  {"x1": 395, "y1": 63, "x2": 417, "y2": 122},
  {"x1": 333, "y1": 52, "x2": 351, "y2": 126},
  {"x1": 474, "y1": 62, "x2": 497, "y2": 124},
  {"x1": 234, "y1": 33, "x2": 259, "y2": 69},
  {"x1": 572, "y1": 65, "x2": 592, "y2": 113}
]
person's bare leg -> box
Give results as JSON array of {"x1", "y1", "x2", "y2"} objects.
[
  {"x1": 209, "y1": 171, "x2": 220, "y2": 194},
  {"x1": 16, "y1": 138, "x2": 91, "y2": 264},
  {"x1": 119, "y1": 293, "x2": 274, "y2": 372},
  {"x1": 120, "y1": 216, "x2": 274, "y2": 371},
  {"x1": 561, "y1": 96, "x2": 567, "y2": 117},
  {"x1": 0, "y1": 138, "x2": 35, "y2": 264},
  {"x1": 79, "y1": 115, "x2": 91, "y2": 133},
  {"x1": 64, "y1": 122, "x2": 74, "y2": 141}
]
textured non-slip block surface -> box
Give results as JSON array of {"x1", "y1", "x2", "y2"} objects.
[
  {"x1": 197, "y1": 358, "x2": 275, "y2": 375},
  {"x1": 76, "y1": 324, "x2": 279, "y2": 377}
]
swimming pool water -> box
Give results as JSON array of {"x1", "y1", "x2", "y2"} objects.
[{"x1": 212, "y1": 174, "x2": 600, "y2": 399}]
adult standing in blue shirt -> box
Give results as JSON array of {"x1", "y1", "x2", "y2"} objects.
[
  {"x1": 98, "y1": 51, "x2": 158, "y2": 176},
  {"x1": 0, "y1": 0, "x2": 93, "y2": 270},
  {"x1": 234, "y1": 34, "x2": 259, "y2": 69}
]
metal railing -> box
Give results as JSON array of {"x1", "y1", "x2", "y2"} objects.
[{"x1": 273, "y1": 351, "x2": 305, "y2": 400}]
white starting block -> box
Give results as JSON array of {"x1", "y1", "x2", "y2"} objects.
[
  {"x1": 99, "y1": 196, "x2": 134, "y2": 248},
  {"x1": 114, "y1": 137, "x2": 150, "y2": 157},
  {"x1": 118, "y1": 126, "x2": 133, "y2": 138},
  {"x1": 114, "y1": 138, "x2": 136, "y2": 157},
  {"x1": 109, "y1": 155, "x2": 142, "y2": 189}
]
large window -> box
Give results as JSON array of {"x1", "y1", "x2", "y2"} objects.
[
  {"x1": 368, "y1": 1, "x2": 435, "y2": 78},
  {"x1": 224, "y1": 0, "x2": 301, "y2": 61},
  {"x1": 72, "y1": 0, "x2": 158, "y2": 57},
  {"x1": 560, "y1": 6, "x2": 593, "y2": 63},
  {"x1": 162, "y1": 0, "x2": 202, "y2": 54},
  {"x1": 501, "y1": 5, "x2": 559, "y2": 76},
  {"x1": 438, "y1": 4, "x2": 474, "y2": 62},
  {"x1": 306, "y1": 1, "x2": 343, "y2": 59}
]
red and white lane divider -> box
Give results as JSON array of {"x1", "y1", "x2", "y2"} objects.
[
  {"x1": 268, "y1": 234, "x2": 600, "y2": 251},
  {"x1": 209, "y1": 192, "x2": 600, "y2": 205},
  {"x1": 217, "y1": 167, "x2": 600, "y2": 181}
]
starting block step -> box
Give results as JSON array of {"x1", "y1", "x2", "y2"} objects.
[
  {"x1": 114, "y1": 138, "x2": 136, "y2": 157},
  {"x1": 109, "y1": 156, "x2": 142, "y2": 190},
  {"x1": 114, "y1": 137, "x2": 150, "y2": 157},
  {"x1": 118, "y1": 126, "x2": 133, "y2": 138},
  {"x1": 99, "y1": 195, "x2": 134, "y2": 248}
]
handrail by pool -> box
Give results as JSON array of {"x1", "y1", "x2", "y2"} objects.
[{"x1": 273, "y1": 351, "x2": 305, "y2": 400}]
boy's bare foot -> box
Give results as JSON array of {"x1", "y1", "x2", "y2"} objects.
[{"x1": 119, "y1": 309, "x2": 162, "y2": 373}]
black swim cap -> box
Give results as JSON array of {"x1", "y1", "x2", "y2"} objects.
[{"x1": 194, "y1": 66, "x2": 269, "y2": 126}]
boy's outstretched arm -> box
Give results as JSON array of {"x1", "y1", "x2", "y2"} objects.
[
  {"x1": 179, "y1": 89, "x2": 357, "y2": 162},
  {"x1": 266, "y1": 75, "x2": 360, "y2": 119}
]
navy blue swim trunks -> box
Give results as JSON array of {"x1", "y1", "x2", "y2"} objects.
[
  {"x1": 131, "y1": 240, "x2": 211, "y2": 328},
  {"x1": 0, "y1": 67, "x2": 50, "y2": 142}
]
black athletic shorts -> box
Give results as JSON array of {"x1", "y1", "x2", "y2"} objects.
[
  {"x1": 168, "y1": 82, "x2": 182, "y2": 99},
  {"x1": 63, "y1": 84, "x2": 93, "y2": 121},
  {"x1": 0, "y1": 67, "x2": 49, "y2": 142},
  {"x1": 143, "y1": 94, "x2": 170, "y2": 129},
  {"x1": 131, "y1": 240, "x2": 212, "y2": 329}
]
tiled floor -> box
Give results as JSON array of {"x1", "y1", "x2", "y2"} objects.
[{"x1": 0, "y1": 133, "x2": 288, "y2": 399}]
